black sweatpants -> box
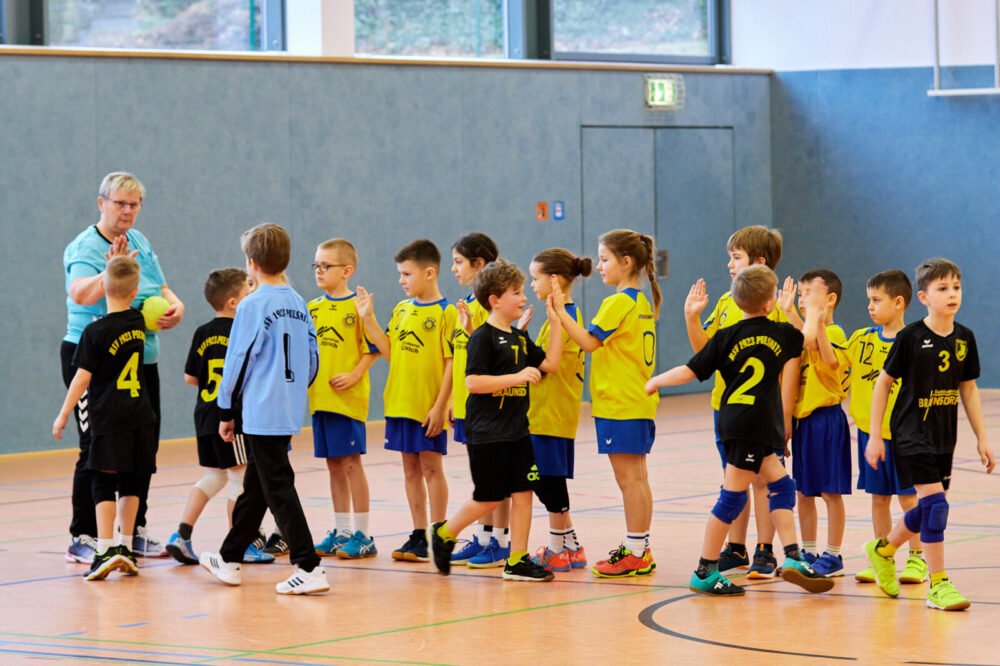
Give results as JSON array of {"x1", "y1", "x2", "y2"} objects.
[{"x1": 220, "y1": 434, "x2": 319, "y2": 570}]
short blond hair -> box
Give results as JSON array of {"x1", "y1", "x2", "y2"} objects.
[
  {"x1": 99, "y1": 172, "x2": 145, "y2": 200},
  {"x1": 727, "y1": 226, "x2": 782, "y2": 269},
  {"x1": 731, "y1": 265, "x2": 777, "y2": 313},
  {"x1": 241, "y1": 223, "x2": 290, "y2": 276},
  {"x1": 318, "y1": 238, "x2": 358, "y2": 268},
  {"x1": 104, "y1": 256, "x2": 141, "y2": 299}
]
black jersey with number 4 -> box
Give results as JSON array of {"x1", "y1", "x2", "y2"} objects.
[
  {"x1": 72, "y1": 309, "x2": 157, "y2": 436},
  {"x1": 687, "y1": 317, "x2": 804, "y2": 449},
  {"x1": 465, "y1": 323, "x2": 547, "y2": 444},
  {"x1": 185, "y1": 317, "x2": 233, "y2": 438},
  {"x1": 883, "y1": 320, "x2": 979, "y2": 456}
]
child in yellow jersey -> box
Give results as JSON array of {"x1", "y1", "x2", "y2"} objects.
[
  {"x1": 846, "y1": 270, "x2": 925, "y2": 584},
  {"x1": 554, "y1": 229, "x2": 660, "y2": 578},
  {"x1": 779, "y1": 269, "x2": 851, "y2": 577},
  {"x1": 682, "y1": 225, "x2": 787, "y2": 578},
  {"x1": 308, "y1": 239, "x2": 380, "y2": 560},
  {"x1": 357, "y1": 239, "x2": 456, "y2": 563},
  {"x1": 447, "y1": 233, "x2": 510, "y2": 566},
  {"x1": 524, "y1": 248, "x2": 592, "y2": 572}
]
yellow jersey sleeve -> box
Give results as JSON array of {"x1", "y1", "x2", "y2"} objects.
[
  {"x1": 451, "y1": 295, "x2": 487, "y2": 420},
  {"x1": 846, "y1": 326, "x2": 899, "y2": 439},
  {"x1": 307, "y1": 294, "x2": 378, "y2": 422},
  {"x1": 383, "y1": 298, "x2": 456, "y2": 423},
  {"x1": 529, "y1": 303, "x2": 585, "y2": 439},
  {"x1": 793, "y1": 323, "x2": 850, "y2": 419},
  {"x1": 588, "y1": 289, "x2": 658, "y2": 420}
]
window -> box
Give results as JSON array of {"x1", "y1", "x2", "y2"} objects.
[
  {"x1": 354, "y1": 0, "x2": 503, "y2": 58},
  {"x1": 46, "y1": 0, "x2": 263, "y2": 51}
]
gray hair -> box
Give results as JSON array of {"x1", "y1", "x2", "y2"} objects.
[{"x1": 99, "y1": 172, "x2": 145, "y2": 200}]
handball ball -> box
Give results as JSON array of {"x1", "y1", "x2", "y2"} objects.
[{"x1": 142, "y1": 296, "x2": 171, "y2": 331}]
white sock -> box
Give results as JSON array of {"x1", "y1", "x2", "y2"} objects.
[
  {"x1": 97, "y1": 538, "x2": 114, "y2": 554},
  {"x1": 644, "y1": 533, "x2": 650, "y2": 552},
  {"x1": 115, "y1": 531, "x2": 127, "y2": 547},
  {"x1": 335, "y1": 513, "x2": 351, "y2": 534},
  {"x1": 495, "y1": 528, "x2": 510, "y2": 549},
  {"x1": 626, "y1": 533, "x2": 644, "y2": 555},
  {"x1": 475, "y1": 524, "x2": 493, "y2": 547},
  {"x1": 354, "y1": 512, "x2": 369, "y2": 537},
  {"x1": 803, "y1": 540, "x2": 817, "y2": 554},
  {"x1": 564, "y1": 528, "x2": 580, "y2": 551},
  {"x1": 549, "y1": 529, "x2": 565, "y2": 552},
  {"x1": 825, "y1": 544, "x2": 841, "y2": 557}
]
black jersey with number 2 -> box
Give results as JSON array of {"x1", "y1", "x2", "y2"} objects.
[
  {"x1": 883, "y1": 320, "x2": 979, "y2": 456},
  {"x1": 185, "y1": 317, "x2": 233, "y2": 438},
  {"x1": 465, "y1": 323, "x2": 547, "y2": 445},
  {"x1": 687, "y1": 317, "x2": 804, "y2": 449},
  {"x1": 73, "y1": 309, "x2": 157, "y2": 436}
]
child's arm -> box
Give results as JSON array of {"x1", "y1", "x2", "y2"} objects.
[
  {"x1": 53, "y1": 369, "x2": 92, "y2": 439},
  {"x1": 537, "y1": 292, "x2": 564, "y2": 374},
  {"x1": 551, "y1": 280, "x2": 601, "y2": 353},
  {"x1": 801, "y1": 290, "x2": 838, "y2": 367},
  {"x1": 781, "y1": 355, "x2": 801, "y2": 445},
  {"x1": 778, "y1": 277, "x2": 804, "y2": 329},
  {"x1": 864, "y1": 370, "x2": 895, "y2": 469},
  {"x1": 959, "y1": 379, "x2": 995, "y2": 473},
  {"x1": 467, "y1": 367, "x2": 542, "y2": 394},
  {"x1": 645, "y1": 365, "x2": 696, "y2": 395},
  {"x1": 331, "y1": 353, "x2": 378, "y2": 391},
  {"x1": 455, "y1": 299, "x2": 475, "y2": 337},
  {"x1": 683, "y1": 278, "x2": 711, "y2": 352},
  {"x1": 184, "y1": 373, "x2": 198, "y2": 387},
  {"x1": 423, "y1": 358, "x2": 453, "y2": 437},
  {"x1": 355, "y1": 286, "x2": 391, "y2": 360}
]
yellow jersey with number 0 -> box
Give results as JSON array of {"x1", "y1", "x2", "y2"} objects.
[{"x1": 589, "y1": 289, "x2": 658, "y2": 421}]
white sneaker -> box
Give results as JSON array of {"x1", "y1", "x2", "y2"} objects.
[
  {"x1": 132, "y1": 526, "x2": 167, "y2": 558},
  {"x1": 199, "y1": 551, "x2": 242, "y2": 585},
  {"x1": 275, "y1": 566, "x2": 329, "y2": 595}
]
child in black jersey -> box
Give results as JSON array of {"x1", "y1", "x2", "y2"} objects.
[
  {"x1": 428, "y1": 259, "x2": 563, "y2": 582},
  {"x1": 864, "y1": 258, "x2": 994, "y2": 611},
  {"x1": 646, "y1": 265, "x2": 833, "y2": 596},
  {"x1": 53, "y1": 256, "x2": 156, "y2": 581}
]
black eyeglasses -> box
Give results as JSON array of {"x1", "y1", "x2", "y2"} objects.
[
  {"x1": 311, "y1": 262, "x2": 347, "y2": 273},
  {"x1": 109, "y1": 199, "x2": 142, "y2": 211}
]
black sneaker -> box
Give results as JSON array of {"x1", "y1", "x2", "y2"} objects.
[
  {"x1": 503, "y1": 556, "x2": 555, "y2": 582},
  {"x1": 427, "y1": 522, "x2": 455, "y2": 574},
  {"x1": 263, "y1": 531, "x2": 289, "y2": 555},
  {"x1": 118, "y1": 545, "x2": 139, "y2": 576},
  {"x1": 251, "y1": 529, "x2": 267, "y2": 552},
  {"x1": 392, "y1": 529, "x2": 429, "y2": 562},
  {"x1": 84, "y1": 547, "x2": 127, "y2": 581}
]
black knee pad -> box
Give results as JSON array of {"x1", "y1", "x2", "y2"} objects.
[
  {"x1": 91, "y1": 472, "x2": 118, "y2": 503},
  {"x1": 117, "y1": 472, "x2": 145, "y2": 498},
  {"x1": 535, "y1": 476, "x2": 570, "y2": 514}
]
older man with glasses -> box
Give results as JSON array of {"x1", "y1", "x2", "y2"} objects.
[{"x1": 61, "y1": 172, "x2": 185, "y2": 563}]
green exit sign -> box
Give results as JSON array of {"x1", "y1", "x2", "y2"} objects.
[{"x1": 645, "y1": 74, "x2": 685, "y2": 110}]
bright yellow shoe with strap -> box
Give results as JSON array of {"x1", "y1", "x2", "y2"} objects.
[
  {"x1": 855, "y1": 566, "x2": 875, "y2": 583},
  {"x1": 927, "y1": 579, "x2": 970, "y2": 611},
  {"x1": 863, "y1": 539, "x2": 899, "y2": 597},
  {"x1": 899, "y1": 555, "x2": 928, "y2": 584}
]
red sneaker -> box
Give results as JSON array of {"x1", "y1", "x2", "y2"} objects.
[
  {"x1": 566, "y1": 545, "x2": 588, "y2": 569},
  {"x1": 592, "y1": 545, "x2": 653, "y2": 578},
  {"x1": 531, "y1": 546, "x2": 571, "y2": 572}
]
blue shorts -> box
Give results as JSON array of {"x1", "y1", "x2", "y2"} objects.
[
  {"x1": 595, "y1": 418, "x2": 654, "y2": 455},
  {"x1": 856, "y1": 430, "x2": 915, "y2": 496},
  {"x1": 312, "y1": 412, "x2": 366, "y2": 458},
  {"x1": 384, "y1": 417, "x2": 447, "y2": 455},
  {"x1": 453, "y1": 418, "x2": 466, "y2": 444},
  {"x1": 531, "y1": 434, "x2": 575, "y2": 478},
  {"x1": 714, "y1": 409, "x2": 783, "y2": 469},
  {"x1": 791, "y1": 405, "x2": 852, "y2": 497}
]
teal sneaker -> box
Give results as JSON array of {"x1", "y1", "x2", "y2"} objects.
[
  {"x1": 314, "y1": 530, "x2": 351, "y2": 557},
  {"x1": 337, "y1": 530, "x2": 377, "y2": 559},
  {"x1": 243, "y1": 543, "x2": 276, "y2": 563},
  {"x1": 780, "y1": 557, "x2": 835, "y2": 593},
  {"x1": 863, "y1": 539, "x2": 899, "y2": 598},
  {"x1": 166, "y1": 532, "x2": 198, "y2": 565},
  {"x1": 689, "y1": 569, "x2": 745, "y2": 596},
  {"x1": 926, "y1": 579, "x2": 970, "y2": 611}
]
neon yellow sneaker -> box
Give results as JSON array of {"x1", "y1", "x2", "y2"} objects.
[
  {"x1": 863, "y1": 539, "x2": 899, "y2": 598},
  {"x1": 899, "y1": 555, "x2": 928, "y2": 584},
  {"x1": 855, "y1": 566, "x2": 875, "y2": 583},
  {"x1": 926, "y1": 579, "x2": 970, "y2": 611}
]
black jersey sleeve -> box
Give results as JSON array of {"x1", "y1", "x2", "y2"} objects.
[
  {"x1": 465, "y1": 327, "x2": 493, "y2": 377},
  {"x1": 521, "y1": 329, "x2": 547, "y2": 369},
  {"x1": 882, "y1": 327, "x2": 911, "y2": 380},
  {"x1": 687, "y1": 334, "x2": 722, "y2": 382},
  {"x1": 785, "y1": 327, "x2": 805, "y2": 360},
  {"x1": 961, "y1": 329, "x2": 980, "y2": 381},
  {"x1": 72, "y1": 324, "x2": 100, "y2": 374}
]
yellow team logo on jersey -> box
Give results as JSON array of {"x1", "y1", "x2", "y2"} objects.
[
  {"x1": 344, "y1": 313, "x2": 356, "y2": 327},
  {"x1": 955, "y1": 339, "x2": 967, "y2": 362},
  {"x1": 423, "y1": 317, "x2": 437, "y2": 331}
]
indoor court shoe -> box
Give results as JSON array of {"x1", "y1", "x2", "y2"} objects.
[
  {"x1": 503, "y1": 557, "x2": 555, "y2": 582},
  {"x1": 392, "y1": 530, "x2": 429, "y2": 562},
  {"x1": 899, "y1": 555, "x2": 928, "y2": 584},
  {"x1": 689, "y1": 570, "x2": 745, "y2": 596},
  {"x1": 641, "y1": 549, "x2": 656, "y2": 574},
  {"x1": 84, "y1": 548, "x2": 128, "y2": 581},
  {"x1": 199, "y1": 551, "x2": 242, "y2": 586},
  {"x1": 592, "y1": 545, "x2": 654, "y2": 578},
  {"x1": 132, "y1": 526, "x2": 167, "y2": 558},
  {"x1": 243, "y1": 543, "x2": 276, "y2": 563},
  {"x1": 567, "y1": 545, "x2": 588, "y2": 569},
  {"x1": 531, "y1": 546, "x2": 571, "y2": 572},
  {"x1": 428, "y1": 523, "x2": 455, "y2": 574},
  {"x1": 855, "y1": 566, "x2": 876, "y2": 583},
  {"x1": 801, "y1": 550, "x2": 818, "y2": 565},
  {"x1": 314, "y1": 530, "x2": 351, "y2": 557},
  {"x1": 812, "y1": 552, "x2": 845, "y2": 577},
  {"x1": 467, "y1": 537, "x2": 509, "y2": 568},
  {"x1": 780, "y1": 557, "x2": 835, "y2": 593},
  {"x1": 747, "y1": 546, "x2": 779, "y2": 579},
  {"x1": 263, "y1": 531, "x2": 289, "y2": 555},
  {"x1": 118, "y1": 546, "x2": 140, "y2": 575},
  {"x1": 276, "y1": 566, "x2": 329, "y2": 595},
  {"x1": 863, "y1": 539, "x2": 899, "y2": 598},
  {"x1": 926, "y1": 580, "x2": 970, "y2": 611},
  {"x1": 718, "y1": 543, "x2": 750, "y2": 573},
  {"x1": 450, "y1": 539, "x2": 485, "y2": 564},
  {"x1": 337, "y1": 530, "x2": 377, "y2": 559},
  {"x1": 251, "y1": 529, "x2": 267, "y2": 551},
  {"x1": 166, "y1": 532, "x2": 199, "y2": 564},
  {"x1": 66, "y1": 535, "x2": 97, "y2": 564}
]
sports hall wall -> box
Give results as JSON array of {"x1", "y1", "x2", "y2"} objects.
[{"x1": 0, "y1": 53, "x2": 772, "y2": 454}]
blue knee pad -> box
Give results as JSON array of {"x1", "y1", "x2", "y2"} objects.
[
  {"x1": 903, "y1": 505, "x2": 923, "y2": 533},
  {"x1": 919, "y1": 493, "x2": 948, "y2": 543},
  {"x1": 767, "y1": 476, "x2": 796, "y2": 512},
  {"x1": 711, "y1": 488, "x2": 748, "y2": 524}
]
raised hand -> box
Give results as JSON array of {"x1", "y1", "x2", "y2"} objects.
[
  {"x1": 778, "y1": 276, "x2": 798, "y2": 314},
  {"x1": 683, "y1": 279, "x2": 709, "y2": 319},
  {"x1": 517, "y1": 304, "x2": 534, "y2": 330},
  {"x1": 355, "y1": 286, "x2": 373, "y2": 319}
]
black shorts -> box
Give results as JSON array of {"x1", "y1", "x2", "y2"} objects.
[
  {"x1": 894, "y1": 451, "x2": 954, "y2": 491},
  {"x1": 86, "y1": 424, "x2": 157, "y2": 475},
  {"x1": 467, "y1": 436, "x2": 538, "y2": 502},
  {"x1": 723, "y1": 439, "x2": 781, "y2": 474},
  {"x1": 197, "y1": 433, "x2": 248, "y2": 469}
]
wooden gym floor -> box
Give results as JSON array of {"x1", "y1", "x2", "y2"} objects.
[{"x1": 2, "y1": 391, "x2": 999, "y2": 665}]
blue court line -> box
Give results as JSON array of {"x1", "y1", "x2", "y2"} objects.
[
  {"x1": 60, "y1": 631, "x2": 87, "y2": 637},
  {"x1": 0, "y1": 559, "x2": 176, "y2": 587},
  {"x1": 182, "y1": 614, "x2": 209, "y2": 619},
  {"x1": 120, "y1": 622, "x2": 150, "y2": 628}
]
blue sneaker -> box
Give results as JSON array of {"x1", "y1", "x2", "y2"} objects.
[
  {"x1": 66, "y1": 535, "x2": 97, "y2": 564},
  {"x1": 450, "y1": 539, "x2": 486, "y2": 564},
  {"x1": 337, "y1": 530, "x2": 377, "y2": 559},
  {"x1": 812, "y1": 552, "x2": 844, "y2": 577},
  {"x1": 166, "y1": 532, "x2": 198, "y2": 564},
  {"x1": 467, "y1": 537, "x2": 509, "y2": 569},
  {"x1": 132, "y1": 526, "x2": 167, "y2": 558},
  {"x1": 243, "y1": 543, "x2": 276, "y2": 563},
  {"x1": 314, "y1": 530, "x2": 351, "y2": 557},
  {"x1": 801, "y1": 550, "x2": 818, "y2": 565}
]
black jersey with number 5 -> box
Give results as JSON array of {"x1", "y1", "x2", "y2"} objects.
[
  {"x1": 687, "y1": 317, "x2": 803, "y2": 448},
  {"x1": 883, "y1": 320, "x2": 979, "y2": 456},
  {"x1": 73, "y1": 309, "x2": 157, "y2": 436},
  {"x1": 185, "y1": 317, "x2": 234, "y2": 438}
]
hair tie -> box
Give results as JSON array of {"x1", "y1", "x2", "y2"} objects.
[{"x1": 571, "y1": 256, "x2": 581, "y2": 275}]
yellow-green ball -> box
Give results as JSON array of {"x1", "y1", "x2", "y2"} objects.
[{"x1": 142, "y1": 296, "x2": 171, "y2": 331}]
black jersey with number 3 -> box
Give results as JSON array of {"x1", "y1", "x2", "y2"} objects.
[
  {"x1": 185, "y1": 317, "x2": 233, "y2": 437},
  {"x1": 73, "y1": 309, "x2": 157, "y2": 436},
  {"x1": 687, "y1": 317, "x2": 804, "y2": 448},
  {"x1": 465, "y1": 323, "x2": 547, "y2": 444},
  {"x1": 883, "y1": 320, "x2": 979, "y2": 456}
]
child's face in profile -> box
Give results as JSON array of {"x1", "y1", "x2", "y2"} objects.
[
  {"x1": 596, "y1": 244, "x2": 629, "y2": 287},
  {"x1": 727, "y1": 248, "x2": 763, "y2": 278},
  {"x1": 529, "y1": 261, "x2": 552, "y2": 300},
  {"x1": 491, "y1": 282, "x2": 528, "y2": 322},
  {"x1": 397, "y1": 259, "x2": 434, "y2": 299},
  {"x1": 797, "y1": 277, "x2": 831, "y2": 317},
  {"x1": 919, "y1": 273, "x2": 962, "y2": 317},
  {"x1": 314, "y1": 247, "x2": 351, "y2": 293},
  {"x1": 866, "y1": 286, "x2": 899, "y2": 325},
  {"x1": 451, "y1": 250, "x2": 480, "y2": 287}
]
